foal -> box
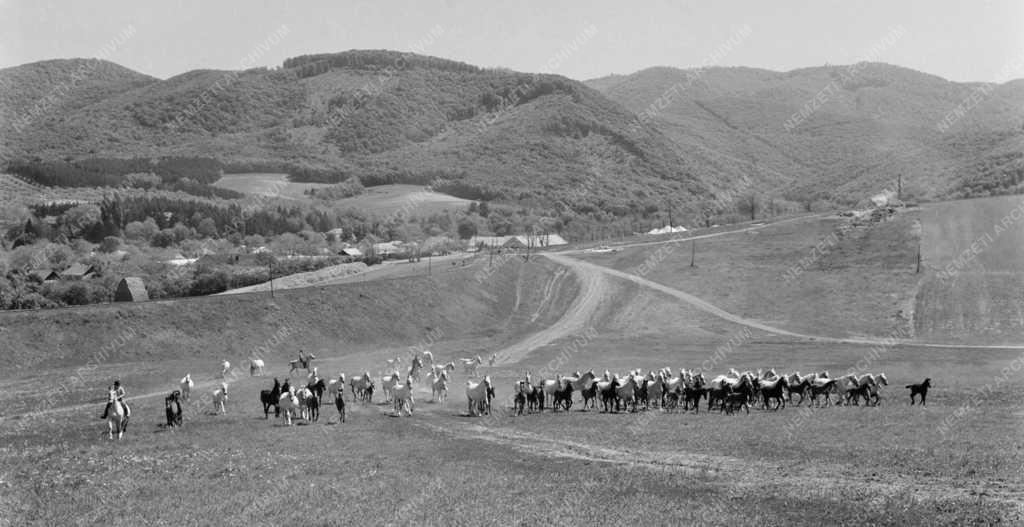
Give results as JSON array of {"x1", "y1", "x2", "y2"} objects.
[{"x1": 906, "y1": 378, "x2": 931, "y2": 405}]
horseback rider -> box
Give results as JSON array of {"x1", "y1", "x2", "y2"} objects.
[{"x1": 101, "y1": 380, "x2": 131, "y2": 419}]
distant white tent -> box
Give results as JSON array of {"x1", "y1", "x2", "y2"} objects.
[
  {"x1": 869, "y1": 190, "x2": 898, "y2": 208},
  {"x1": 646, "y1": 225, "x2": 688, "y2": 235}
]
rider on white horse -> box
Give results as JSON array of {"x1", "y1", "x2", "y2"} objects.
[{"x1": 101, "y1": 380, "x2": 131, "y2": 419}]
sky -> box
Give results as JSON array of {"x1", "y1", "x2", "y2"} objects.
[{"x1": 1, "y1": 0, "x2": 1022, "y2": 83}]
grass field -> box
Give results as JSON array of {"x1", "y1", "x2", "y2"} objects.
[
  {"x1": 2, "y1": 203, "x2": 1022, "y2": 525},
  {"x1": 212, "y1": 173, "x2": 472, "y2": 216},
  {"x1": 211, "y1": 173, "x2": 332, "y2": 202},
  {"x1": 331, "y1": 184, "x2": 472, "y2": 216},
  {"x1": 915, "y1": 196, "x2": 1024, "y2": 344},
  {"x1": 573, "y1": 211, "x2": 922, "y2": 340}
]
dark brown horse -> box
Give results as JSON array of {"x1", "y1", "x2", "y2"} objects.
[
  {"x1": 165, "y1": 390, "x2": 183, "y2": 427},
  {"x1": 260, "y1": 378, "x2": 281, "y2": 418}
]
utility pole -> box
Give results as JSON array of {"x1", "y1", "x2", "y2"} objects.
[
  {"x1": 269, "y1": 261, "x2": 274, "y2": 297},
  {"x1": 916, "y1": 237, "x2": 921, "y2": 274},
  {"x1": 898, "y1": 174, "x2": 903, "y2": 201},
  {"x1": 666, "y1": 199, "x2": 673, "y2": 227},
  {"x1": 690, "y1": 239, "x2": 696, "y2": 268}
]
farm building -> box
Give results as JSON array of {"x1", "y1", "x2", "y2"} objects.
[
  {"x1": 162, "y1": 253, "x2": 197, "y2": 266},
  {"x1": 29, "y1": 269, "x2": 59, "y2": 282},
  {"x1": 512, "y1": 234, "x2": 568, "y2": 247},
  {"x1": 502, "y1": 237, "x2": 527, "y2": 249},
  {"x1": 467, "y1": 235, "x2": 511, "y2": 248},
  {"x1": 59, "y1": 263, "x2": 96, "y2": 280},
  {"x1": 372, "y1": 241, "x2": 403, "y2": 256},
  {"x1": 114, "y1": 277, "x2": 148, "y2": 302},
  {"x1": 339, "y1": 247, "x2": 363, "y2": 258}
]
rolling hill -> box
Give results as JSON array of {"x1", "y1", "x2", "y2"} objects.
[
  {"x1": 2, "y1": 52, "x2": 1022, "y2": 220},
  {"x1": 0, "y1": 51, "x2": 711, "y2": 218},
  {"x1": 586, "y1": 64, "x2": 1024, "y2": 204}
]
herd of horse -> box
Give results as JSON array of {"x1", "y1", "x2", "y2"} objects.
[
  {"x1": 103, "y1": 349, "x2": 934, "y2": 439},
  {"x1": 251, "y1": 351, "x2": 498, "y2": 424},
  {"x1": 509, "y1": 368, "x2": 899, "y2": 416}
]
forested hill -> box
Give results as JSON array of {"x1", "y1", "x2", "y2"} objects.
[
  {"x1": 1, "y1": 50, "x2": 711, "y2": 220},
  {"x1": 3, "y1": 51, "x2": 1023, "y2": 219},
  {"x1": 587, "y1": 63, "x2": 1024, "y2": 203}
]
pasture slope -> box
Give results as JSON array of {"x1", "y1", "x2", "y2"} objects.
[
  {"x1": 915, "y1": 195, "x2": 1024, "y2": 344},
  {"x1": 212, "y1": 173, "x2": 472, "y2": 215},
  {"x1": 1, "y1": 205, "x2": 1023, "y2": 525}
]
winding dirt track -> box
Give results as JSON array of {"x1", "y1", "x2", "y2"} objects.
[
  {"x1": 546, "y1": 240, "x2": 1024, "y2": 351},
  {"x1": 492, "y1": 264, "x2": 606, "y2": 365}
]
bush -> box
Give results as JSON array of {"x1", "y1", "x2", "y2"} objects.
[
  {"x1": 43, "y1": 281, "x2": 111, "y2": 305},
  {"x1": 99, "y1": 236, "x2": 122, "y2": 253},
  {"x1": 151, "y1": 230, "x2": 175, "y2": 248}
]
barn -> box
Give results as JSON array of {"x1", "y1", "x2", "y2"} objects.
[
  {"x1": 59, "y1": 262, "x2": 96, "y2": 280},
  {"x1": 114, "y1": 277, "x2": 149, "y2": 302},
  {"x1": 29, "y1": 269, "x2": 59, "y2": 282}
]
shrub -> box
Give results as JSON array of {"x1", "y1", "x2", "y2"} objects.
[{"x1": 99, "y1": 236, "x2": 122, "y2": 253}]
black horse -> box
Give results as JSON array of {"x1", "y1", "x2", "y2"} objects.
[
  {"x1": 513, "y1": 384, "x2": 527, "y2": 416},
  {"x1": 599, "y1": 379, "x2": 620, "y2": 413},
  {"x1": 907, "y1": 378, "x2": 931, "y2": 405},
  {"x1": 525, "y1": 383, "x2": 544, "y2": 413},
  {"x1": 165, "y1": 390, "x2": 183, "y2": 427},
  {"x1": 580, "y1": 381, "x2": 599, "y2": 411},
  {"x1": 682, "y1": 385, "x2": 707, "y2": 413},
  {"x1": 759, "y1": 377, "x2": 789, "y2": 410},
  {"x1": 305, "y1": 378, "x2": 326, "y2": 422},
  {"x1": 552, "y1": 383, "x2": 573, "y2": 412},
  {"x1": 260, "y1": 378, "x2": 281, "y2": 419}
]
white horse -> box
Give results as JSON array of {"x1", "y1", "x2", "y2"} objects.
[
  {"x1": 278, "y1": 388, "x2": 299, "y2": 426},
  {"x1": 384, "y1": 356, "x2": 403, "y2": 371},
  {"x1": 212, "y1": 382, "x2": 228, "y2": 414},
  {"x1": 220, "y1": 360, "x2": 231, "y2": 379},
  {"x1": 328, "y1": 374, "x2": 346, "y2": 400},
  {"x1": 488, "y1": 353, "x2": 497, "y2": 367},
  {"x1": 408, "y1": 356, "x2": 424, "y2": 383},
  {"x1": 249, "y1": 359, "x2": 265, "y2": 376},
  {"x1": 431, "y1": 370, "x2": 449, "y2": 403},
  {"x1": 419, "y1": 350, "x2": 434, "y2": 367},
  {"x1": 466, "y1": 376, "x2": 492, "y2": 416},
  {"x1": 428, "y1": 362, "x2": 456, "y2": 379},
  {"x1": 391, "y1": 377, "x2": 415, "y2": 416},
  {"x1": 381, "y1": 372, "x2": 400, "y2": 403},
  {"x1": 349, "y1": 372, "x2": 374, "y2": 402},
  {"x1": 106, "y1": 387, "x2": 128, "y2": 440},
  {"x1": 179, "y1": 374, "x2": 193, "y2": 401},
  {"x1": 460, "y1": 356, "x2": 483, "y2": 376},
  {"x1": 296, "y1": 387, "x2": 314, "y2": 420}
]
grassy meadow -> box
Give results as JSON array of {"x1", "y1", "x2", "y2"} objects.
[{"x1": 1, "y1": 200, "x2": 1022, "y2": 525}]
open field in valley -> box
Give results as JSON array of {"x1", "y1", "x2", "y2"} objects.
[
  {"x1": 212, "y1": 173, "x2": 473, "y2": 216},
  {"x1": 1, "y1": 200, "x2": 1023, "y2": 525},
  {"x1": 330, "y1": 184, "x2": 473, "y2": 216},
  {"x1": 211, "y1": 173, "x2": 333, "y2": 202}
]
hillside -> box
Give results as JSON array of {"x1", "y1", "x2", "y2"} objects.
[
  {"x1": 1, "y1": 51, "x2": 711, "y2": 217},
  {"x1": 587, "y1": 63, "x2": 1024, "y2": 204},
  {"x1": 0, "y1": 59, "x2": 156, "y2": 137},
  {"x1": 0, "y1": 257, "x2": 576, "y2": 374}
]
